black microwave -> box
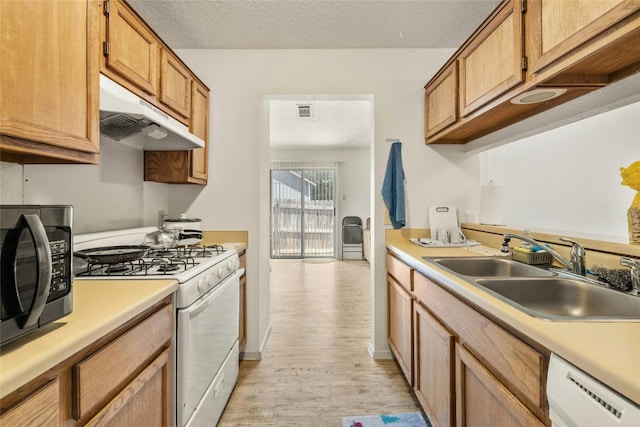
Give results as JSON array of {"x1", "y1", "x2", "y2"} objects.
[{"x1": 1, "y1": 205, "x2": 73, "y2": 346}]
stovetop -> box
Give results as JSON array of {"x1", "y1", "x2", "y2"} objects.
[
  {"x1": 74, "y1": 244, "x2": 227, "y2": 278},
  {"x1": 73, "y1": 227, "x2": 239, "y2": 285}
]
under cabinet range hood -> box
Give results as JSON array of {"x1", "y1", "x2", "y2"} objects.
[{"x1": 99, "y1": 74, "x2": 204, "y2": 150}]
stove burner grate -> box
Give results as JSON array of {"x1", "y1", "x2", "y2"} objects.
[
  {"x1": 157, "y1": 264, "x2": 181, "y2": 272},
  {"x1": 106, "y1": 263, "x2": 132, "y2": 274}
]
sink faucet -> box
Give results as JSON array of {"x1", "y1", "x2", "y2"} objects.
[
  {"x1": 501, "y1": 234, "x2": 586, "y2": 275},
  {"x1": 620, "y1": 257, "x2": 640, "y2": 295}
]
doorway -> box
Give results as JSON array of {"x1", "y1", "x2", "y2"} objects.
[{"x1": 270, "y1": 166, "x2": 336, "y2": 258}]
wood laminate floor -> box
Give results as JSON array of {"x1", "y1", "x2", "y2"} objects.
[{"x1": 218, "y1": 259, "x2": 421, "y2": 426}]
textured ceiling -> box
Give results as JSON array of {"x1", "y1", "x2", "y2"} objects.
[
  {"x1": 127, "y1": 0, "x2": 501, "y2": 49},
  {"x1": 270, "y1": 98, "x2": 373, "y2": 150},
  {"x1": 126, "y1": 0, "x2": 501, "y2": 149}
]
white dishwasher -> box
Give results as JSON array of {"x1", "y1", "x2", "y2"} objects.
[{"x1": 547, "y1": 354, "x2": 640, "y2": 427}]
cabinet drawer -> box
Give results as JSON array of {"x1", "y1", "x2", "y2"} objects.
[
  {"x1": 386, "y1": 253, "x2": 414, "y2": 291},
  {"x1": 414, "y1": 273, "x2": 545, "y2": 414},
  {"x1": 84, "y1": 349, "x2": 171, "y2": 427},
  {"x1": 73, "y1": 304, "x2": 173, "y2": 420},
  {"x1": 0, "y1": 379, "x2": 59, "y2": 426}
]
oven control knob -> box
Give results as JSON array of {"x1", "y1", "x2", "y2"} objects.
[
  {"x1": 227, "y1": 260, "x2": 235, "y2": 270},
  {"x1": 197, "y1": 278, "x2": 207, "y2": 293},
  {"x1": 217, "y1": 268, "x2": 226, "y2": 279},
  {"x1": 205, "y1": 274, "x2": 214, "y2": 285}
]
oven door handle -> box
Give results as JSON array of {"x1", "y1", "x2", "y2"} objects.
[
  {"x1": 187, "y1": 268, "x2": 243, "y2": 319},
  {"x1": 189, "y1": 297, "x2": 211, "y2": 318}
]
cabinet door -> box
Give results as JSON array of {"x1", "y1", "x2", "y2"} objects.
[
  {"x1": 189, "y1": 80, "x2": 209, "y2": 182},
  {"x1": 458, "y1": 0, "x2": 524, "y2": 117},
  {"x1": 425, "y1": 62, "x2": 458, "y2": 139},
  {"x1": 0, "y1": 0, "x2": 99, "y2": 163},
  {"x1": 455, "y1": 344, "x2": 544, "y2": 427},
  {"x1": 85, "y1": 349, "x2": 172, "y2": 427},
  {"x1": 528, "y1": 0, "x2": 640, "y2": 75},
  {"x1": 160, "y1": 48, "x2": 192, "y2": 121},
  {"x1": 388, "y1": 275, "x2": 413, "y2": 384},
  {"x1": 0, "y1": 379, "x2": 59, "y2": 426},
  {"x1": 74, "y1": 305, "x2": 172, "y2": 420},
  {"x1": 414, "y1": 303, "x2": 455, "y2": 427},
  {"x1": 239, "y1": 274, "x2": 247, "y2": 351},
  {"x1": 103, "y1": 0, "x2": 158, "y2": 96}
]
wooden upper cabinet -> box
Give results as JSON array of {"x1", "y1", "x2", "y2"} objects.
[
  {"x1": 458, "y1": 0, "x2": 525, "y2": 117},
  {"x1": 102, "y1": 0, "x2": 158, "y2": 96},
  {"x1": 144, "y1": 80, "x2": 209, "y2": 185},
  {"x1": 425, "y1": 62, "x2": 458, "y2": 139},
  {"x1": 527, "y1": 0, "x2": 640, "y2": 79},
  {"x1": 0, "y1": 0, "x2": 100, "y2": 164},
  {"x1": 160, "y1": 48, "x2": 192, "y2": 122},
  {"x1": 423, "y1": 0, "x2": 640, "y2": 145},
  {"x1": 189, "y1": 80, "x2": 209, "y2": 182}
]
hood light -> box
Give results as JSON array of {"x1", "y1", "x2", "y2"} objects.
[
  {"x1": 142, "y1": 124, "x2": 168, "y2": 139},
  {"x1": 510, "y1": 88, "x2": 567, "y2": 105}
]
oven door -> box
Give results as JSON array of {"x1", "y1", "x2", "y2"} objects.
[{"x1": 176, "y1": 268, "x2": 241, "y2": 427}]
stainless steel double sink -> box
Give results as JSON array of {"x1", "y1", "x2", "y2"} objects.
[{"x1": 421, "y1": 256, "x2": 640, "y2": 322}]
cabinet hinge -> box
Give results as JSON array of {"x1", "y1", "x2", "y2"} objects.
[
  {"x1": 103, "y1": 41, "x2": 109, "y2": 56},
  {"x1": 521, "y1": 0, "x2": 527, "y2": 13},
  {"x1": 103, "y1": 0, "x2": 110, "y2": 16},
  {"x1": 521, "y1": 56, "x2": 528, "y2": 71}
]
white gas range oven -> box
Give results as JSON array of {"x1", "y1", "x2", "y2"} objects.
[{"x1": 74, "y1": 227, "x2": 242, "y2": 427}]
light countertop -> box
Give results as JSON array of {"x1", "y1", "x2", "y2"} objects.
[
  {"x1": 0, "y1": 279, "x2": 178, "y2": 399},
  {"x1": 386, "y1": 232, "x2": 640, "y2": 405},
  {"x1": 202, "y1": 230, "x2": 247, "y2": 253}
]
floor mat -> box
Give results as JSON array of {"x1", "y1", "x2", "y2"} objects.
[{"x1": 342, "y1": 412, "x2": 429, "y2": 427}]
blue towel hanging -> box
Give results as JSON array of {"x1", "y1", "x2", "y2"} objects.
[{"x1": 381, "y1": 141, "x2": 406, "y2": 229}]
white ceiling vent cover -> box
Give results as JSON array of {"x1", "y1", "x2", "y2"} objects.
[{"x1": 297, "y1": 104, "x2": 312, "y2": 118}]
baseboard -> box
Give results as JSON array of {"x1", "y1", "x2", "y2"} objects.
[
  {"x1": 368, "y1": 341, "x2": 393, "y2": 359},
  {"x1": 240, "y1": 324, "x2": 272, "y2": 361}
]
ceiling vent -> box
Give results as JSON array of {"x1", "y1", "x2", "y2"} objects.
[{"x1": 297, "y1": 104, "x2": 312, "y2": 118}]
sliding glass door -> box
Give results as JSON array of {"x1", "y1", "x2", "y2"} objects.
[{"x1": 270, "y1": 166, "x2": 336, "y2": 258}]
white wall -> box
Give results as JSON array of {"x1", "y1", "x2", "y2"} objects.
[
  {"x1": 18, "y1": 139, "x2": 169, "y2": 234},
  {"x1": 0, "y1": 161, "x2": 22, "y2": 204},
  {"x1": 481, "y1": 102, "x2": 640, "y2": 243},
  {"x1": 175, "y1": 48, "x2": 482, "y2": 358}
]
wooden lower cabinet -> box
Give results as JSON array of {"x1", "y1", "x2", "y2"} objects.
[
  {"x1": 456, "y1": 344, "x2": 545, "y2": 427},
  {"x1": 85, "y1": 350, "x2": 171, "y2": 427},
  {"x1": 239, "y1": 250, "x2": 247, "y2": 352},
  {"x1": 239, "y1": 274, "x2": 247, "y2": 351},
  {"x1": 385, "y1": 254, "x2": 550, "y2": 427},
  {"x1": 388, "y1": 275, "x2": 414, "y2": 384},
  {"x1": 0, "y1": 379, "x2": 59, "y2": 426},
  {"x1": 0, "y1": 299, "x2": 173, "y2": 427},
  {"x1": 414, "y1": 302, "x2": 455, "y2": 427}
]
